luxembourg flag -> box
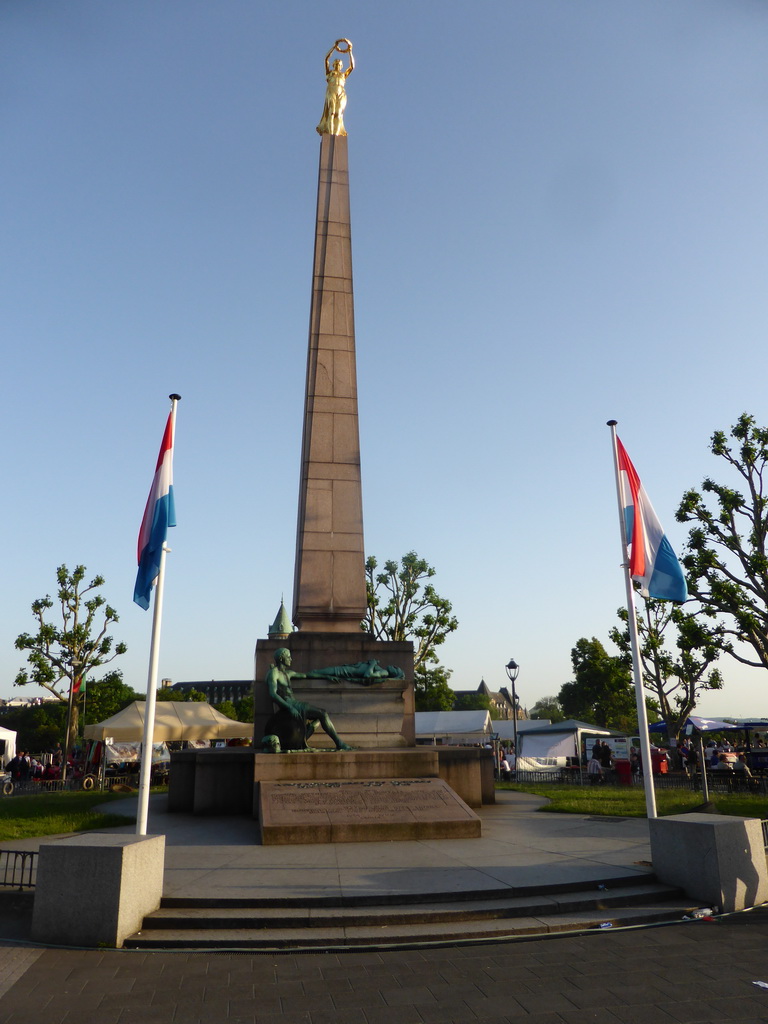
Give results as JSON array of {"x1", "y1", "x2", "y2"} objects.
[
  {"x1": 133, "y1": 411, "x2": 177, "y2": 610},
  {"x1": 616, "y1": 437, "x2": 688, "y2": 603}
]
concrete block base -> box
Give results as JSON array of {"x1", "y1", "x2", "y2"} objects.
[
  {"x1": 649, "y1": 813, "x2": 768, "y2": 913},
  {"x1": 32, "y1": 834, "x2": 165, "y2": 948}
]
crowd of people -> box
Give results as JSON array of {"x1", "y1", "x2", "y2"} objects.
[
  {"x1": 5, "y1": 743, "x2": 76, "y2": 784},
  {"x1": 677, "y1": 738, "x2": 759, "y2": 787},
  {"x1": 486, "y1": 730, "x2": 766, "y2": 791},
  {"x1": 587, "y1": 739, "x2": 616, "y2": 784}
]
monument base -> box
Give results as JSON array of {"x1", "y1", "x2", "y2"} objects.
[
  {"x1": 168, "y1": 746, "x2": 493, "y2": 824},
  {"x1": 258, "y1": 777, "x2": 480, "y2": 844}
]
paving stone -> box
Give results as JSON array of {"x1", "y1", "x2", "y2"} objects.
[
  {"x1": 558, "y1": 1012, "x2": 623, "y2": 1024},
  {"x1": 331, "y1": 987, "x2": 385, "y2": 1008},
  {"x1": 511, "y1": 990, "x2": 580, "y2": 1013},
  {"x1": 65, "y1": 1012, "x2": 124, "y2": 1024},
  {"x1": 228, "y1": 997, "x2": 260, "y2": 1016},
  {"x1": 518, "y1": 1015, "x2": 577, "y2": 1024},
  {"x1": 308, "y1": 1010, "x2": 367, "y2": 1024},
  {"x1": 562, "y1": 987, "x2": 625, "y2": 1010},
  {"x1": 279, "y1": 992, "x2": 335, "y2": 1014},
  {"x1": 118, "y1": 1008, "x2": 179, "y2": 1024},
  {"x1": 704, "y1": 995, "x2": 768, "y2": 1018},
  {"x1": 606, "y1": 1006, "x2": 678, "y2": 1024},
  {"x1": 461, "y1": 992, "x2": 531, "y2": 1017},
  {"x1": 251, "y1": 1012, "x2": 311, "y2": 1024},
  {"x1": 413, "y1": 1002, "x2": 482, "y2": 1023},
  {"x1": 361, "y1": 1003, "x2": 424, "y2": 1023},
  {"x1": 426, "y1": 981, "x2": 487, "y2": 1001}
]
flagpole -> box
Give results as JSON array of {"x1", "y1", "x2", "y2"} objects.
[
  {"x1": 136, "y1": 394, "x2": 180, "y2": 836},
  {"x1": 607, "y1": 420, "x2": 657, "y2": 820}
]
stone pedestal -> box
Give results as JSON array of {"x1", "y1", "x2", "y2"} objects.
[
  {"x1": 32, "y1": 834, "x2": 165, "y2": 948},
  {"x1": 169, "y1": 746, "x2": 492, "y2": 820},
  {"x1": 649, "y1": 813, "x2": 768, "y2": 913},
  {"x1": 436, "y1": 746, "x2": 496, "y2": 808},
  {"x1": 254, "y1": 633, "x2": 414, "y2": 750},
  {"x1": 168, "y1": 747, "x2": 255, "y2": 814},
  {"x1": 258, "y1": 777, "x2": 480, "y2": 845}
]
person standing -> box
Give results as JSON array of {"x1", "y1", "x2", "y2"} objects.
[{"x1": 587, "y1": 755, "x2": 603, "y2": 785}]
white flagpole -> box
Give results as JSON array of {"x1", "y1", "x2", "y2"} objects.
[
  {"x1": 607, "y1": 420, "x2": 657, "y2": 819},
  {"x1": 136, "y1": 394, "x2": 180, "y2": 836}
]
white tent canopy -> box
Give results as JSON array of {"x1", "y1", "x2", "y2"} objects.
[
  {"x1": 494, "y1": 720, "x2": 552, "y2": 743},
  {"x1": 0, "y1": 726, "x2": 17, "y2": 768},
  {"x1": 83, "y1": 701, "x2": 250, "y2": 742},
  {"x1": 518, "y1": 720, "x2": 619, "y2": 760},
  {"x1": 415, "y1": 710, "x2": 493, "y2": 743}
]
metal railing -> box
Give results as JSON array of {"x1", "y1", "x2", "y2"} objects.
[
  {"x1": 3, "y1": 778, "x2": 81, "y2": 795},
  {"x1": 499, "y1": 768, "x2": 768, "y2": 793},
  {"x1": 2, "y1": 771, "x2": 169, "y2": 797},
  {"x1": 0, "y1": 850, "x2": 38, "y2": 889}
]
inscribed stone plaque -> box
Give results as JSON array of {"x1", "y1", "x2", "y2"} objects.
[{"x1": 258, "y1": 777, "x2": 480, "y2": 845}]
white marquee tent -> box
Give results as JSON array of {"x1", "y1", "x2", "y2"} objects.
[
  {"x1": 83, "y1": 701, "x2": 250, "y2": 743},
  {"x1": 517, "y1": 719, "x2": 620, "y2": 760},
  {"x1": 414, "y1": 710, "x2": 493, "y2": 744},
  {"x1": 494, "y1": 720, "x2": 553, "y2": 744},
  {"x1": 0, "y1": 726, "x2": 17, "y2": 768}
]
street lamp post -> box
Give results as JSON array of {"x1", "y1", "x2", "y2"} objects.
[{"x1": 505, "y1": 659, "x2": 520, "y2": 762}]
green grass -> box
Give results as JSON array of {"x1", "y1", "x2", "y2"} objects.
[
  {"x1": 0, "y1": 790, "x2": 135, "y2": 842},
  {"x1": 499, "y1": 782, "x2": 768, "y2": 819}
]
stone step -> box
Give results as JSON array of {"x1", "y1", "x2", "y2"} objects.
[
  {"x1": 158, "y1": 871, "x2": 660, "y2": 909},
  {"x1": 124, "y1": 902, "x2": 697, "y2": 950},
  {"x1": 138, "y1": 882, "x2": 684, "y2": 931}
]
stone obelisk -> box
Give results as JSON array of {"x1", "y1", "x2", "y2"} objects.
[
  {"x1": 253, "y1": 40, "x2": 414, "y2": 749},
  {"x1": 292, "y1": 129, "x2": 366, "y2": 631}
]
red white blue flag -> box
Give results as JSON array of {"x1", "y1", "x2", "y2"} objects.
[
  {"x1": 134, "y1": 412, "x2": 176, "y2": 610},
  {"x1": 616, "y1": 437, "x2": 687, "y2": 603}
]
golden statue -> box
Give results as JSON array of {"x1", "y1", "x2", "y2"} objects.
[{"x1": 317, "y1": 39, "x2": 354, "y2": 136}]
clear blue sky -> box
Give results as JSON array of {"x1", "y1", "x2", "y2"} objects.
[{"x1": 2, "y1": 1, "x2": 768, "y2": 717}]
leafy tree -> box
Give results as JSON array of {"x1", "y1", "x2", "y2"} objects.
[
  {"x1": 217, "y1": 700, "x2": 238, "y2": 720},
  {"x1": 453, "y1": 691, "x2": 499, "y2": 719},
  {"x1": 156, "y1": 687, "x2": 207, "y2": 703},
  {"x1": 414, "y1": 665, "x2": 456, "y2": 712},
  {"x1": 0, "y1": 703, "x2": 67, "y2": 754},
  {"x1": 81, "y1": 677, "x2": 142, "y2": 728},
  {"x1": 234, "y1": 694, "x2": 254, "y2": 723},
  {"x1": 676, "y1": 413, "x2": 768, "y2": 671},
  {"x1": 529, "y1": 696, "x2": 565, "y2": 722},
  {"x1": 14, "y1": 565, "x2": 127, "y2": 749},
  {"x1": 557, "y1": 637, "x2": 658, "y2": 732},
  {"x1": 362, "y1": 551, "x2": 458, "y2": 672},
  {"x1": 156, "y1": 687, "x2": 186, "y2": 702},
  {"x1": 609, "y1": 600, "x2": 723, "y2": 747}
]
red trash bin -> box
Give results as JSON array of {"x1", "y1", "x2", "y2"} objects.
[
  {"x1": 650, "y1": 749, "x2": 668, "y2": 774},
  {"x1": 615, "y1": 759, "x2": 632, "y2": 786}
]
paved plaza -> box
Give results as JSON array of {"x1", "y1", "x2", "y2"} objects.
[
  {"x1": 0, "y1": 790, "x2": 657, "y2": 903},
  {"x1": 2, "y1": 909, "x2": 768, "y2": 1024},
  {"x1": 1, "y1": 791, "x2": 767, "y2": 1023}
]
